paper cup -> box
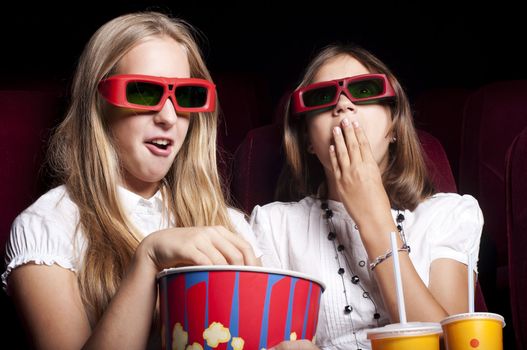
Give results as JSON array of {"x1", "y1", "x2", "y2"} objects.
[
  {"x1": 367, "y1": 322, "x2": 442, "y2": 350},
  {"x1": 440, "y1": 312, "x2": 505, "y2": 350},
  {"x1": 157, "y1": 265, "x2": 326, "y2": 350}
]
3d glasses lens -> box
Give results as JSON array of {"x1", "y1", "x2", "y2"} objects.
[
  {"x1": 175, "y1": 86, "x2": 208, "y2": 108},
  {"x1": 303, "y1": 86, "x2": 337, "y2": 107},
  {"x1": 347, "y1": 78, "x2": 384, "y2": 100},
  {"x1": 126, "y1": 82, "x2": 163, "y2": 106}
]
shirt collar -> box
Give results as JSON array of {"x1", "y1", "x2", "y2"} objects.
[{"x1": 117, "y1": 185, "x2": 164, "y2": 216}]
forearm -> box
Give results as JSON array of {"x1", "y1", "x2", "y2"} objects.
[
  {"x1": 359, "y1": 221, "x2": 448, "y2": 323},
  {"x1": 373, "y1": 253, "x2": 448, "y2": 322},
  {"x1": 83, "y1": 248, "x2": 158, "y2": 350}
]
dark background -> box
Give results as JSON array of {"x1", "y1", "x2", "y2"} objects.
[
  {"x1": 1, "y1": 1, "x2": 526, "y2": 103},
  {"x1": 1, "y1": 1, "x2": 525, "y2": 348}
]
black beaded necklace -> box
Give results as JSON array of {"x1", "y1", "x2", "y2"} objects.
[{"x1": 321, "y1": 200, "x2": 406, "y2": 350}]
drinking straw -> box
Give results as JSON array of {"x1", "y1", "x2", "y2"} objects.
[
  {"x1": 390, "y1": 231, "x2": 407, "y2": 323},
  {"x1": 468, "y1": 251, "x2": 475, "y2": 313}
]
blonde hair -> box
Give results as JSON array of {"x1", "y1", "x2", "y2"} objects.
[
  {"x1": 48, "y1": 12, "x2": 233, "y2": 322},
  {"x1": 277, "y1": 44, "x2": 435, "y2": 210}
]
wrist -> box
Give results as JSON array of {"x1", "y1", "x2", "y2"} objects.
[
  {"x1": 132, "y1": 240, "x2": 159, "y2": 278},
  {"x1": 369, "y1": 242, "x2": 411, "y2": 270},
  {"x1": 355, "y1": 214, "x2": 397, "y2": 239},
  {"x1": 350, "y1": 197, "x2": 392, "y2": 227},
  {"x1": 359, "y1": 224, "x2": 402, "y2": 259}
]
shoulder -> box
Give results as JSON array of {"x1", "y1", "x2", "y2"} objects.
[
  {"x1": 412, "y1": 193, "x2": 483, "y2": 269},
  {"x1": 11, "y1": 185, "x2": 79, "y2": 242},
  {"x1": 18, "y1": 185, "x2": 78, "y2": 219},
  {"x1": 414, "y1": 192, "x2": 482, "y2": 219},
  {"x1": 250, "y1": 197, "x2": 316, "y2": 221},
  {"x1": 410, "y1": 192, "x2": 483, "y2": 248},
  {"x1": 3, "y1": 186, "x2": 83, "y2": 292}
]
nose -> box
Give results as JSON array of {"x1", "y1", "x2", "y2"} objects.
[
  {"x1": 332, "y1": 92, "x2": 355, "y2": 115},
  {"x1": 153, "y1": 98, "x2": 178, "y2": 128}
]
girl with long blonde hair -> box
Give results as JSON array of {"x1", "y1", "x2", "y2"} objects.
[
  {"x1": 3, "y1": 11, "x2": 260, "y2": 349},
  {"x1": 251, "y1": 44, "x2": 483, "y2": 349}
]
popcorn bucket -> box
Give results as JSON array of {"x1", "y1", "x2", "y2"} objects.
[{"x1": 157, "y1": 266, "x2": 326, "y2": 350}]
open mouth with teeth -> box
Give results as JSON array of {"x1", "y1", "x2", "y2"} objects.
[{"x1": 146, "y1": 139, "x2": 172, "y2": 150}]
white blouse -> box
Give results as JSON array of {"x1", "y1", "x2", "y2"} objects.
[
  {"x1": 2, "y1": 185, "x2": 261, "y2": 292},
  {"x1": 250, "y1": 193, "x2": 483, "y2": 350}
]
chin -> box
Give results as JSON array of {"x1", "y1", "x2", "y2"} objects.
[
  {"x1": 145, "y1": 173, "x2": 170, "y2": 183},
  {"x1": 135, "y1": 169, "x2": 170, "y2": 184}
]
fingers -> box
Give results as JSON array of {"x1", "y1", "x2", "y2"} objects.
[
  {"x1": 208, "y1": 231, "x2": 245, "y2": 265},
  {"x1": 332, "y1": 125, "x2": 350, "y2": 171},
  {"x1": 331, "y1": 120, "x2": 374, "y2": 175},
  {"x1": 351, "y1": 120, "x2": 375, "y2": 163},
  {"x1": 145, "y1": 226, "x2": 258, "y2": 269},
  {"x1": 215, "y1": 227, "x2": 259, "y2": 266},
  {"x1": 329, "y1": 144, "x2": 340, "y2": 179},
  {"x1": 340, "y1": 118, "x2": 361, "y2": 163},
  {"x1": 192, "y1": 227, "x2": 258, "y2": 266},
  {"x1": 187, "y1": 248, "x2": 215, "y2": 266},
  {"x1": 148, "y1": 226, "x2": 261, "y2": 269},
  {"x1": 196, "y1": 243, "x2": 229, "y2": 265}
]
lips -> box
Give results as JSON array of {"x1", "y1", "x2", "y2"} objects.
[{"x1": 145, "y1": 138, "x2": 174, "y2": 157}]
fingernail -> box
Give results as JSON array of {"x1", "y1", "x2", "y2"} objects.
[
  {"x1": 352, "y1": 121, "x2": 359, "y2": 128},
  {"x1": 329, "y1": 145, "x2": 335, "y2": 152},
  {"x1": 341, "y1": 118, "x2": 350, "y2": 127},
  {"x1": 333, "y1": 126, "x2": 341, "y2": 135}
]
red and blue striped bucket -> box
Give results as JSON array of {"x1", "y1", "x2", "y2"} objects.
[{"x1": 158, "y1": 266, "x2": 325, "y2": 350}]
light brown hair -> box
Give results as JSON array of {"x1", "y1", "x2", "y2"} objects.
[
  {"x1": 277, "y1": 44, "x2": 435, "y2": 210},
  {"x1": 48, "y1": 12, "x2": 232, "y2": 323}
]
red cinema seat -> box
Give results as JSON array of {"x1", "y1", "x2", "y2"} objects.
[
  {"x1": 506, "y1": 126, "x2": 527, "y2": 350},
  {"x1": 213, "y1": 71, "x2": 272, "y2": 155},
  {"x1": 459, "y1": 80, "x2": 527, "y2": 311},
  {"x1": 413, "y1": 87, "x2": 472, "y2": 183}
]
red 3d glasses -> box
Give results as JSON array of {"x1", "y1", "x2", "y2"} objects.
[
  {"x1": 98, "y1": 74, "x2": 216, "y2": 112},
  {"x1": 290, "y1": 74, "x2": 395, "y2": 116}
]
